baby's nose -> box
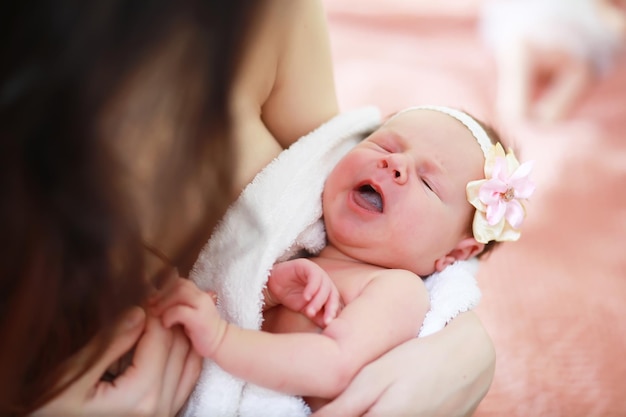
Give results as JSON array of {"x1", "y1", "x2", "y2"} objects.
[{"x1": 380, "y1": 154, "x2": 408, "y2": 184}]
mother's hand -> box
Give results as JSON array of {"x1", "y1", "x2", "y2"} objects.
[
  {"x1": 33, "y1": 307, "x2": 202, "y2": 417},
  {"x1": 312, "y1": 312, "x2": 495, "y2": 417}
]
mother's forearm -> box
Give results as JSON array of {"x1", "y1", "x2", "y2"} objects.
[
  {"x1": 308, "y1": 311, "x2": 496, "y2": 417},
  {"x1": 425, "y1": 311, "x2": 496, "y2": 416}
]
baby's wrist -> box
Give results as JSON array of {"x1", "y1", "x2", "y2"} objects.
[{"x1": 206, "y1": 318, "x2": 230, "y2": 358}]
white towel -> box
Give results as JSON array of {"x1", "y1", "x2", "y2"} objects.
[{"x1": 182, "y1": 106, "x2": 482, "y2": 417}]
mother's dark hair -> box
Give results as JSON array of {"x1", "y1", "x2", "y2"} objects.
[{"x1": 0, "y1": 0, "x2": 261, "y2": 414}]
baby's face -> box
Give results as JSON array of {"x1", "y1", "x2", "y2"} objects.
[{"x1": 322, "y1": 109, "x2": 486, "y2": 276}]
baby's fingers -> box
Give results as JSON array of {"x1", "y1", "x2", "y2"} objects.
[
  {"x1": 150, "y1": 278, "x2": 207, "y2": 316},
  {"x1": 305, "y1": 278, "x2": 343, "y2": 326},
  {"x1": 302, "y1": 271, "x2": 323, "y2": 302},
  {"x1": 303, "y1": 276, "x2": 331, "y2": 318},
  {"x1": 161, "y1": 304, "x2": 214, "y2": 356},
  {"x1": 322, "y1": 287, "x2": 343, "y2": 325},
  {"x1": 162, "y1": 304, "x2": 197, "y2": 330}
]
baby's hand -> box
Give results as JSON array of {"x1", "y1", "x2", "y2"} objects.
[
  {"x1": 149, "y1": 278, "x2": 226, "y2": 358},
  {"x1": 267, "y1": 258, "x2": 343, "y2": 327}
]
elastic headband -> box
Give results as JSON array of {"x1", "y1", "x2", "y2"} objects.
[{"x1": 386, "y1": 105, "x2": 492, "y2": 158}]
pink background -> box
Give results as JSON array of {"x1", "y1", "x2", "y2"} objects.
[{"x1": 324, "y1": 1, "x2": 626, "y2": 416}]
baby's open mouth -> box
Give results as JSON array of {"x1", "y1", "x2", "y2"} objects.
[{"x1": 355, "y1": 184, "x2": 383, "y2": 212}]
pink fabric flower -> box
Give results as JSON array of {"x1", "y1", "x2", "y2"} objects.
[
  {"x1": 479, "y1": 157, "x2": 535, "y2": 227},
  {"x1": 466, "y1": 143, "x2": 535, "y2": 243}
]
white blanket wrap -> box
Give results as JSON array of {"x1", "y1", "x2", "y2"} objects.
[{"x1": 182, "y1": 107, "x2": 482, "y2": 417}]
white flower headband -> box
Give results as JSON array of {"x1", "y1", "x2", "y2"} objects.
[{"x1": 387, "y1": 105, "x2": 535, "y2": 244}]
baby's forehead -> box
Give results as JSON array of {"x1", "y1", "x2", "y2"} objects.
[{"x1": 383, "y1": 109, "x2": 482, "y2": 150}]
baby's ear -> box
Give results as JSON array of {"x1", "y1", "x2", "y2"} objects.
[{"x1": 433, "y1": 237, "x2": 484, "y2": 272}]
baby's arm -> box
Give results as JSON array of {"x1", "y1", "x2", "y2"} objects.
[
  {"x1": 263, "y1": 258, "x2": 342, "y2": 327},
  {"x1": 153, "y1": 271, "x2": 429, "y2": 399}
]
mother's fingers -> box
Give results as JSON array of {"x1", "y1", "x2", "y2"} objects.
[
  {"x1": 311, "y1": 363, "x2": 386, "y2": 417},
  {"x1": 158, "y1": 326, "x2": 192, "y2": 413},
  {"x1": 35, "y1": 307, "x2": 147, "y2": 415},
  {"x1": 172, "y1": 342, "x2": 203, "y2": 412},
  {"x1": 80, "y1": 306, "x2": 146, "y2": 389},
  {"x1": 113, "y1": 315, "x2": 174, "y2": 402}
]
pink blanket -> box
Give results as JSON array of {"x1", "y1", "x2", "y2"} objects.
[{"x1": 324, "y1": 1, "x2": 626, "y2": 416}]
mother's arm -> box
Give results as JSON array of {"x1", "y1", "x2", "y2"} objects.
[
  {"x1": 230, "y1": 0, "x2": 339, "y2": 195},
  {"x1": 312, "y1": 311, "x2": 495, "y2": 417}
]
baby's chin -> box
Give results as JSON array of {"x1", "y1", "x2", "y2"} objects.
[
  {"x1": 359, "y1": 253, "x2": 435, "y2": 279},
  {"x1": 394, "y1": 256, "x2": 438, "y2": 278},
  {"x1": 406, "y1": 264, "x2": 435, "y2": 279}
]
